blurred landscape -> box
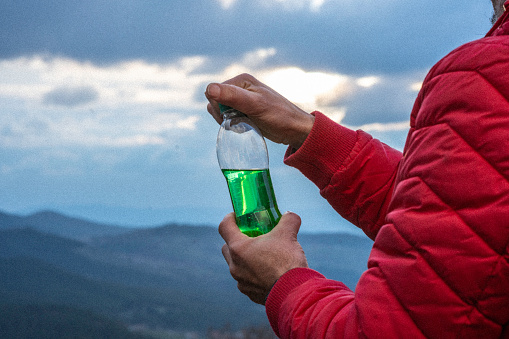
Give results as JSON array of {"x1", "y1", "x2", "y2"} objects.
[{"x1": 0, "y1": 210, "x2": 372, "y2": 338}]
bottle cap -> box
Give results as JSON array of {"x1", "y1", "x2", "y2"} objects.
[
  {"x1": 218, "y1": 103, "x2": 233, "y2": 115},
  {"x1": 218, "y1": 104, "x2": 246, "y2": 118}
]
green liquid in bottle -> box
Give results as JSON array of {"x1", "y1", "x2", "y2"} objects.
[{"x1": 222, "y1": 169, "x2": 282, "y2": 237}]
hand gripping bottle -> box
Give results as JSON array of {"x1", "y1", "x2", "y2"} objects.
[{"x1": 216, "y1": 104, "x2": 282, "y2": 237}]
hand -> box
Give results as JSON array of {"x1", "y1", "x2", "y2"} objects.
[
  {"x1": 219, "y1": 212, "x2": 308, "y2": 305},
  {"x1": 205, "y1": 73, "x2": 315, "y2": 150}
]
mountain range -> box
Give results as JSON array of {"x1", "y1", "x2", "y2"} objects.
[{"x1": 0, "y1": 210, "x2": 373, "y2": 337}]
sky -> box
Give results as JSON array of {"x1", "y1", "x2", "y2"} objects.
[{"x1": 0, "y1": 0, "x2": 494, "y2": 234}]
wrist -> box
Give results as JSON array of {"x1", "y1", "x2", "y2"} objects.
[{"x1": 289, "y1": 112, "x2": 315, "y2": 150}]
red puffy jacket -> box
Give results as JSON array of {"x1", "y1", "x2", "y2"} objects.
[{"x1": 265, "y1": 7, "x2": 509, "y2": 339}]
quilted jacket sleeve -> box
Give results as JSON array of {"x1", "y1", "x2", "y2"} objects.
[
  {"x1": 266, "y1": 36, "x2": 509, "y2": 338},
  {"x1": 284, "y1": 111, "x2": 402, "y2": 240}
]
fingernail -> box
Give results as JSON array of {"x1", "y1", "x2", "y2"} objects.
[{"x1": 207, "y1": 83, "x2": 221, "y2": 99}]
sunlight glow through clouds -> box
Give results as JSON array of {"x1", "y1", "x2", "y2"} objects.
[
  {"x1": 356, "y1": 76, "x2": 380, "y2": 88},
  {"x1": 217, "y1": 0, "x2": 327, "y2": 11},
  {"x1": 261, "y1": 67, "x2": 349, "y2": 104},
  {"x1": 355, "y1": 121, "x2": 410, "y2": 133},
  {"x1": 217, "y1": 0, "x2": 237, "y2": 9},
  {"x1": 411, "y1": 82, "x2": 423, "y2": 91}
]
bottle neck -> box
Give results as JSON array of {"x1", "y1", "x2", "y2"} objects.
[{"x1": 221, "y1": 108, "x2": 246, "y2": 120}]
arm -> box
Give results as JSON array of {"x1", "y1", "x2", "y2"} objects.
[
  {"x1": 284, "y1": 111, "x2": 402, "y2": 239},
  {"x1": 206, "y1": 74, "x2": 407, "y2": 337},
  {"x1": 206, "y1": 74, "x2": 402, "y2": 239}
]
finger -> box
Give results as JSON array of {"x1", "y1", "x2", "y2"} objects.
[
  {"x1": 237, "y1": 281, "x2": 267, "y2": 305},
  {"x1": 272, "y1": 211, "x2": 302, "y2": 239},
  {"x1": 222, "y1": 73, "x2": 261, "y2": 88},
  {"x1": 205, "y1": 85, "x2": 222, "y2": 120},
  {"x1": 218, "y1": 213, "x2": 246, "y2": 244},
  {"x1": 206, "y1": 102, "x2": 223, "y2": 125},
  {"x1": 206, "y1": 73, "x2": 259, "y2": 101},
  {"x1": 221, "y1": 243, "x2": 232, "y2": 265},
  {"x1": 205, "y1": 82, "x2": 259, "y2": 116}
]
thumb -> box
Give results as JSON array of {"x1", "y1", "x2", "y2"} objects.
[
  {"x1": 206, "y1": 82, "x2": 258, "y2": 114},
  {"x1": 272, "y1": 211, "x2": 301, "y2": 239},
  {"x1": 218, "y1": 212, "x2": 246, "y2": 244}
]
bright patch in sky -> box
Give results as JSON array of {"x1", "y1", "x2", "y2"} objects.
[
  {"x1": 411, "y1": 82, "x2": 423, "y2": 91},
  {"x1": 217, "y1": 0, "x2": 237, "y2": 9},
  {"x1": 261, "y1": 67, "x2": 349, "y2": 106},
  {"x1": 217, "y1": 0, "x2": 328, "y2": 11},
  {"x1": 356, "y1": 76, "x2": 380, "y2": 88},
  {"x1": 269, "y1": 0, "x2": 326, "y2": 11}
]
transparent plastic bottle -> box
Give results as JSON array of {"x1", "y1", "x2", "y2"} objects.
[{"x1": 216, "y1": 104, "x2": 282, "y2": 237}]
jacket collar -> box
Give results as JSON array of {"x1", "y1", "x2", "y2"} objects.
[{"x1": 486, "y1": 0, "x2": 509, "y2": 37}]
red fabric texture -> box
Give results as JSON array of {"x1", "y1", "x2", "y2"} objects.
[{"x1": 265, "y1": 15, "x2": 509, "y2": 339}]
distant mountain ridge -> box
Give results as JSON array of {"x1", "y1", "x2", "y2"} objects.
[
  {"x1": 0, "y1": 209, "x2": 373, "y2": 335},
  {"x1": 0, "y1": 210, "x2": 133, "y2": 240}
]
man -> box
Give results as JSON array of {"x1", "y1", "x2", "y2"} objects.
[{"x1": 205, "y1": 1, "x2": 509, "y2": 337}]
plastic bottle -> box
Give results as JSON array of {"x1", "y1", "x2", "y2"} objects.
[{"x1": 216, "y1": 104, "x2": 282, "y2": 237}]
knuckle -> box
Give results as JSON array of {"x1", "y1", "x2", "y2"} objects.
[
  {"x1": 238, "y1": 72, "x2": 253, "y2": 81},
  {"x1": 227, "y1": 241, "x2": 245, "y2": 259},
  {"x1": 228, "y1": 73, "x2": 257, "y2": 88},
  {"x1": 237, "y1": 281, "x2": 246, "y2": 293},
  {"x1": 229, "y1": 265, "x2": 241, "y2": 280},
  {"x1": 221, "y1": 244, "x2": 228, "y2": 257}
]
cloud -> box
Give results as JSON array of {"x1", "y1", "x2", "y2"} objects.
[
  {"x1": 0, "y1": 55, "x2": 210, "y2": 149},
  {"x1": 257, "y1": 65, "x2": 422, "y2": 126},
  {"x1": 0, "y1": 49, "x2": 424, "y2": 151},
  {"x1": 356, "y1": 76, "x2": 381, "y2": 88},
  {"x1": 217, "y1": 0, "x2": 328, "y2": 11},
  {"x1": 257, "y1": 0, "x2": 328, "y2": 11},
  {"x1": 217, "y1": 0, "x2": 237, "y2": 9},
  {"x1": 355, "y1": 121, "x2": 410, "y2": 133},
  {"x1": 0, "y1": 1, "x2": 493, "y2": 78},
  {"x1": 43, "y1": 85, "x2": 99, "y2": 107},
  {"x1": 321, "y1": 71, "x2": 426, "y2": 125},
  {"x1": 260, "y1": 67, "x2": 350, "y2": 107},
  {"x1": 239, "y1": 48, "x2": 277, "y2": 68}
]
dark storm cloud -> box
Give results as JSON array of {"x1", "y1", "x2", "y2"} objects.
[
  {"x1": 0, "y1": 0, "x2": 218, "y2": 62},
  {"x1": 43, "y1": 85, "x2": 99, "y2": 107},
  {"x1": 0, "y1": 1, "x2": 492, "y2": 74}
]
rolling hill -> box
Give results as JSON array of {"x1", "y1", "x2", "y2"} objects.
[{"x1": 0, "y1": 210, "x2": 373, "y2": 336}]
